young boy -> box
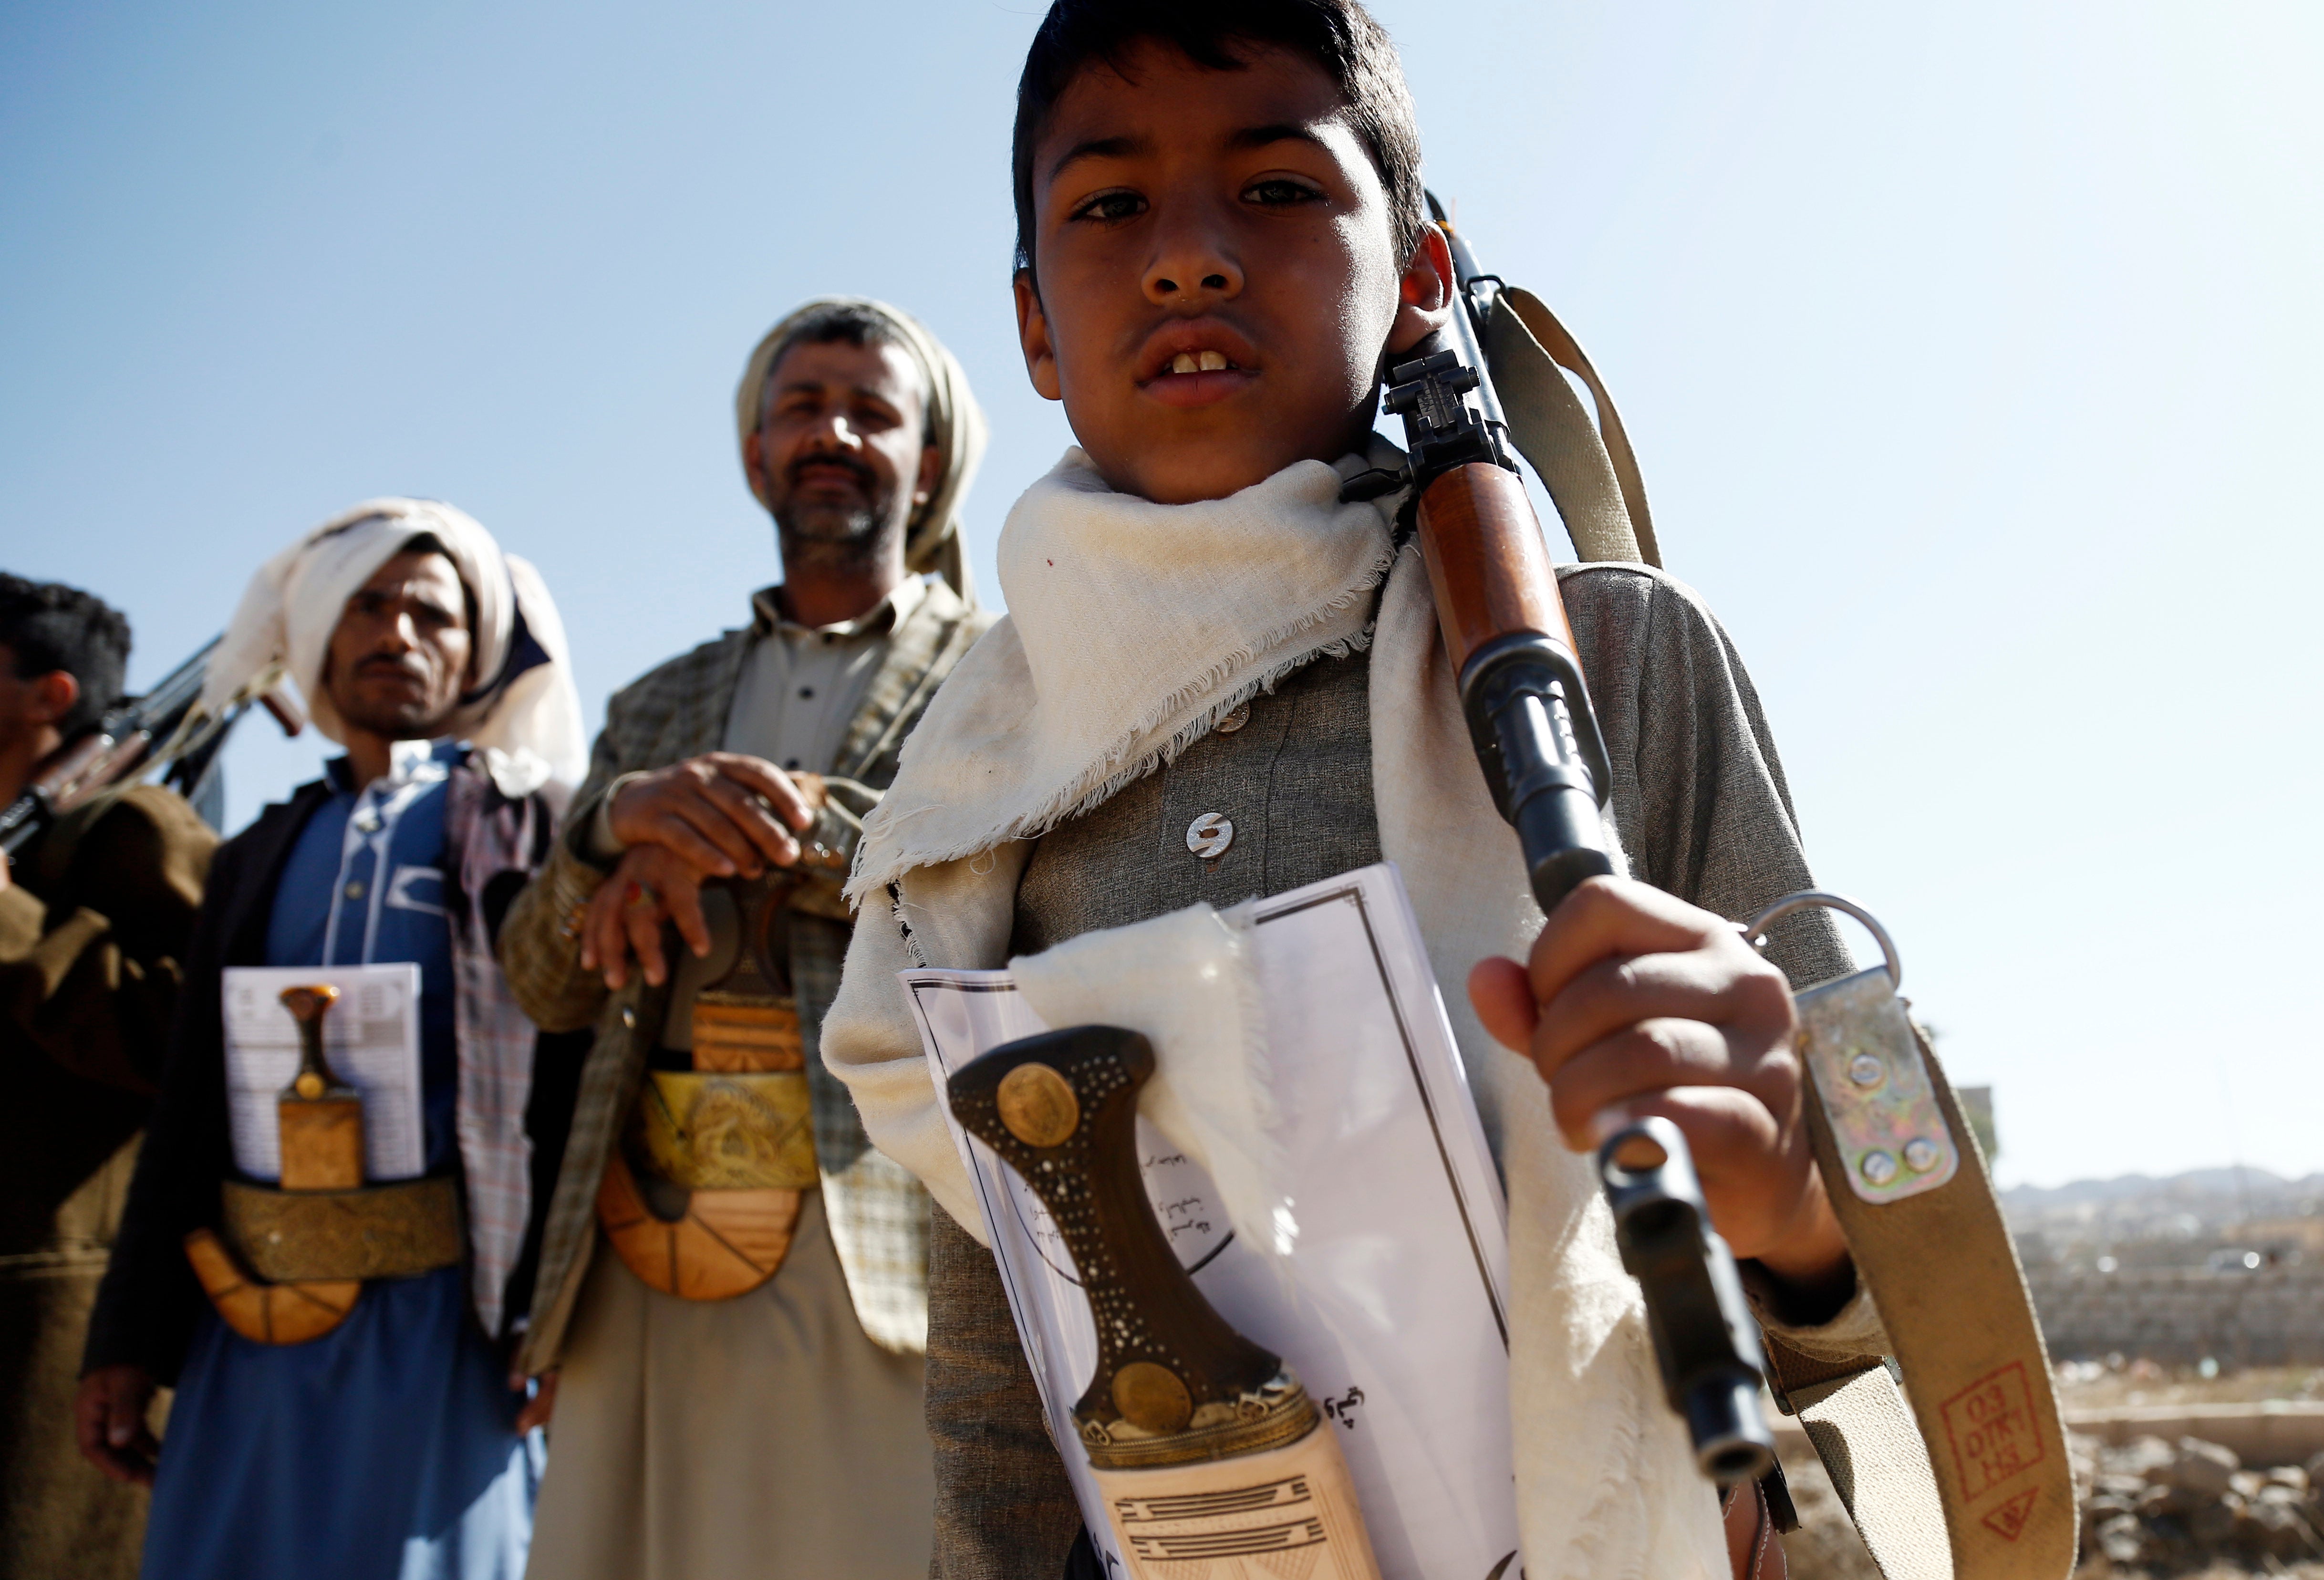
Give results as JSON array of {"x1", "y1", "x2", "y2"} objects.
[{"x1": 822, "y1": 3, "x2": 1884, "y2": 1576}]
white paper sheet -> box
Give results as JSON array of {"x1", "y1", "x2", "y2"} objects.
[
  {"x1": 904, "y1": 863, "x2": 1522, "y2": 1580},
  {"x1": 222, "y1": 964, "x2": 426, "y2": 1183}
]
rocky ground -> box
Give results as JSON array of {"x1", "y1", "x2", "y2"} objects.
[{"x1": 1779, "y1": 1367, "x2": 2324, "y2": 1579}]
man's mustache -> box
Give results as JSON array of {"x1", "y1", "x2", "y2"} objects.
[
  {"x1": 786, "y1": 452, "x2": 878, "y2": 493},
  {"x1": 354, "y1": 654, "x2": 431, "y2": 684}
]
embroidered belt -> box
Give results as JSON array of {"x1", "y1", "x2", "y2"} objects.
[{"x1": 218, "y1": 1176, "x2": 463, "y2": 1283}]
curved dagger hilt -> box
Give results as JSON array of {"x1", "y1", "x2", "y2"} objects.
[
  {"x1": 276, "y1": 983, "x2": 363, "y2": 1191},
  {"x1": 946, "y1": 1025, "x2": 1315, "y2": 1468},
  {"x1": 279, "y1": 983, "x2": 349, "y2": 1101}
]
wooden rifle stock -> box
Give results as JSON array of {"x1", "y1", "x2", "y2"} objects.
[{"x1": 1349, "y1": 203, "x2": 1776, "y2": 1486}]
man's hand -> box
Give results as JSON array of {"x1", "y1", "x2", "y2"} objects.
[
  {"x1": 1468, "y1": 877, "x2": 1850, "y2": 1303},
  {"x1": 582, "y1": 845, "x2": 709, "y2": 991},
  {"x1": 513, "y1": 1368, "x2": 557, "y2": 1435},
  {"x1": 581, "y1": 754, "x2": 816, "y2": 991},
  {"x1": 75, "y1": 1364, "x2": 160, "y2": 1486},
  {"x1": 606, "y1": 754, "x2": 812, "y2": 875}
]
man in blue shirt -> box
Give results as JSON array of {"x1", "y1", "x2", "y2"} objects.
[{"x1": 77, "y1": 499, "x2": 586, "y2": 1580}]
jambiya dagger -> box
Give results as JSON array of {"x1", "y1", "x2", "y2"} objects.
[{"x1": 947, "y1": 1026, "x2": 1386, "y2": 1580}]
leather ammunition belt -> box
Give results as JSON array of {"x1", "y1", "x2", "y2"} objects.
[
  {"x1": 630, "y1": 1068, "x2": 819, "y2": 1191},
  {"x1": 219, "y1": 1176, "x2": 463, "y2": 1284}
]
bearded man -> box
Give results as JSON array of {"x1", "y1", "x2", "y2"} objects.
[
  {"x1": 497, "y1": 298, "x2": 995, "y2": 1580},
  {"x1": 77, "y1": 501, "x2": 587, "y2": 1580}
]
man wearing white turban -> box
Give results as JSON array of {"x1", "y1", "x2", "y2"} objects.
[
  {"x1": 77, "y1": 499, "x2": 587, "y2": 1580},
  {"x1": 496, "y1": 298, "x2": 994, "y2": 1580}
]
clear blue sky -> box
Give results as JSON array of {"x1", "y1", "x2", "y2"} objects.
[{"x1": 5, "y1": 1, "x2": 2318, "y2": 1187}]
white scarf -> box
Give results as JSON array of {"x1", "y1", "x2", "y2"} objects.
[{"x1": 824, "y1": 448, "x2": 1724, "y2": 1579}]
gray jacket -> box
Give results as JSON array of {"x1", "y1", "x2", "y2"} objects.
[{"x1": 922, "y1": 564, "x2": 1853, "y2": 1579}]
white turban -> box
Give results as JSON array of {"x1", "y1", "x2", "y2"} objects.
[
  {"x1": 203, "y1": 498, "x2": 587, "y2": 800},
  {"x1": 735, "y1": 296, "x2": 988, "y2": 604}
]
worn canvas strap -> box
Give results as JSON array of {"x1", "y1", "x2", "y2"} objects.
[
  {"x1": 1491, "y1": 290, "x2": 2074, "y2": 1576},
  {"x1": 1777, "y1": 991, "x2": 2075, "y2": 1579},
  {"x1": 1480, "y1": 286, "x2": 1662, "y2": 567}
]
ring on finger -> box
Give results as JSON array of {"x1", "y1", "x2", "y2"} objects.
[{"x1": 625, "y1": 882, "x2": 659, "y2": 911}]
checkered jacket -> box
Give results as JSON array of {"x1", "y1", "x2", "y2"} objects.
[{"x1": 500, "y1": 580, "x2": 991, "y2": 1366}]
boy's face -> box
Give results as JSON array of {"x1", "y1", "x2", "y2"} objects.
[{"x1": 1017, "y1": 41, "x2": 1448, "y2": 505}]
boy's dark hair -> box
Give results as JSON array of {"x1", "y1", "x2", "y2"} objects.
[
  {"x1": 1012, "y1": 0, "x2": 1425, "y2": 279},
  {"x1": 0, "y1": 573, "x2": 132, "y2": 739}
]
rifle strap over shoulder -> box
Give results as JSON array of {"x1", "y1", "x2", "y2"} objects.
[{"x1": 1481, "y1": 287, "x2": 1662, "y2": 568}]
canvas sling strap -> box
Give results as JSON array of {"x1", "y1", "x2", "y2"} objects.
[{"x1": 1483, "y1": 298, "x2": 2076, "y2": 1580}]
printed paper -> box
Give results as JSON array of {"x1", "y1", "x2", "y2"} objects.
[
  {"x1": 223, "y1": 963, "x2": 425, "y2": 1183},
  {"x1": 904, "y1": 863, "x2": 1521, "y2": 1580}
]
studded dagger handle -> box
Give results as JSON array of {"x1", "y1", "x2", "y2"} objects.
[{"x1": 945, "y1": 1026, "x2": 1280, "y2": 1438}]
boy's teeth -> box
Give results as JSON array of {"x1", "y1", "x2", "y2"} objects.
[
  {"x1": 1197, "y1": 350, "x2": 1227, "y2": 372},
  {"x1": 1171, "y1": 353, "x2": 1198, "y2": 374}
]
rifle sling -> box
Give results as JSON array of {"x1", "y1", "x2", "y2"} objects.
[
  {"x1": 1489, "y1": 282, "x2": 2075, "y2": 1578},
  {"x1": 1780, "y1": 1006, "x2": 2075, "y2": 1579},
  {"x1": 1481, "y1": 287, "x2": 1660, "y2": 567}
]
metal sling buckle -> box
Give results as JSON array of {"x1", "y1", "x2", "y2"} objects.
[{"x1": 1743, "y1": 891, "x2": 1959, "y2": 1206}]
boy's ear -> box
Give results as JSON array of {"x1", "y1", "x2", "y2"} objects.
[
  {"x1": 1386, "y1": 225, "x2": 1457, "y2": 357},
  {"x1": 1013, "y1": 270, "x2": 1064, "y2": 402},
  {"x1": 27, "y1": 670, "x2": 78, "y2": 728}
]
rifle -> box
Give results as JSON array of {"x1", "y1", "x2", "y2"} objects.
[
  {"x1": 0, "y1": 634, "x2": 303, "y2": 858},
  {"x1": 1344, "y1": 196, "x2": 1777, "y2": 1485}
]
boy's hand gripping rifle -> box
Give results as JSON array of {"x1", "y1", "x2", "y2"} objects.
[{"x1": 1344, "y1": 204, "x2": 1775, "y2": 1485}]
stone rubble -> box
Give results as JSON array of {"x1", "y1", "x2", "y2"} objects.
[{"x1": 2075, "y1": 1432, "x2": 2324, "y2": 1574}]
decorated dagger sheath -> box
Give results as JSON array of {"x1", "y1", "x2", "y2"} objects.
[{"x1": 947, "y1": 1025, "x2": 1382, "y2": 1579}]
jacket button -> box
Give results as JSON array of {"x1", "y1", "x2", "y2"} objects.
[
  {"x1": 621, "y1": 1006, "x2": 637, "y2": 1030},
  {"x1": 1213, "y1": 701, "x2": 1252, "y2": 735},
  {"x1": 1185, "y1": 812, "x2": 1234, "y2": 860}
]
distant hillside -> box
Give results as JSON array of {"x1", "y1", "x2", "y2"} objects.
[
  {"x1": 2003, "y1": 1167, "x2": 2324, "y2": 1269},
  {"x1": 2003, "y1": 1167, "x2": 2324, "y2": 1212}
]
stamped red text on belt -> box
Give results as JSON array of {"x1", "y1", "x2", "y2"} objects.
[
  {"x1": 1940, "y1": 1361, "x2": 2045, "y2": 1503},
  {"x1": 1981, "y1": 1486, "x2": 2041, "y2": 1541}
]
